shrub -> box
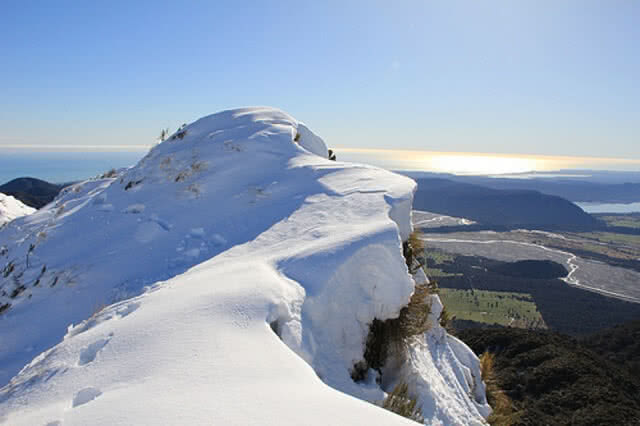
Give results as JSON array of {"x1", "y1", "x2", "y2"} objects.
[
  {"x1": 100, "y1": 168, "x2": 118, "y2": 179},
  {"x1": 381, "y1": 382, "x2": 423, "y2": 422},
  {"x1": 158, "y1": 128, "x2": 170, "y2": 142},
  {"x1": 171, "y1": 127, "x2": 187, "y2": 140},
  {"x1": 480, "y1": 351, "x2": 517, "y2": 425}
]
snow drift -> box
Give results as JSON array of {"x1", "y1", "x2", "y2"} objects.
[
  {"x1": 0, "y1": 194, "x2": 35, "y2": 227},
  {"x1": 0, "y1": 107, "x2": 489, "y2": 425}
]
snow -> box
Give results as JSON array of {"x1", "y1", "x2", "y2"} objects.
[
  {"x1": 0, "y1": 107, "x2": 489, "y2": 425},
  {"x1": 0, "y1": 194, "x2": 35, "y2": 227}
]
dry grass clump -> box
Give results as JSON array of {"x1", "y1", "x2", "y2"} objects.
[
  {"x1": 408, "y1": 230, "x2": 424, "y2": 254},
  {"x1": 171, "y1": 124, "x2": 188, "y2": 141},
  {"x1": 360, "y1": 284, "x2": 432, "y2": 375},
  {"x1": 398, "y1": 284, "x2": 433, "y2": 337},
  {"x1": 352, "y1": 231, "x2": 433, "y2": 381},
  {"x1": 2, "y1": 261, "x2": 15, "y2": 278},
  {"x1": 480, "y1": 351, "x2": 518, "y2": 425},
  {"x1": 381, "y1": 382, "x2": 423, "y2": 423},
  {"x1": 404, "y1": 230, "x2": 426, "y2": 273},
  {"x1": 100, "y1": 168, "x2": 118, "y2": 179},
  {"x1": 439, "y1": 306, "x2": 452, "y2": 328},
  {"x1": 158, "y1": 128, "x2": 169, "y2": 142}
]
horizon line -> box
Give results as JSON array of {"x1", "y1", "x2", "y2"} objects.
[
  {"x1": 0, "y1": 144, "x2": 152, "y2": 152},
  {"x1": 2, "y1": 144, "x2": 640, "y2": 165},
  {"x1": 335, "y1": 147, "x2": 640, "y2": 164}
]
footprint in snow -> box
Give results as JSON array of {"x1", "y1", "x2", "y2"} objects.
[
  {"x1": 96, "y1": 204, "x2": 114, "y2": 212},
  {"x1": 72, "y1": 387, "x2": 102, "y2": 407},
  {"x1": 116, "y1": 301, "x2": 140, "y2": 318},
  {"x1": 123, "y1": 204, "x2": 145, "y2": 214},
  {"x1": 134, "y1": 221, "x2": 167, "y2": 243},
  {"x1": 77, "y1": 335, "x2": 112, "y2": 366},
  {"x1": 66, "y1": 302, "x2": 139, "y2": 338}
]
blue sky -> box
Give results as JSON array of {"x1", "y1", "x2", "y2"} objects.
[{"x1": 1, "y1": 1, "x2": 638, "y2": 158}]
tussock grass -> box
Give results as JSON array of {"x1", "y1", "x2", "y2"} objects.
[
  {"x1": 404, "y1": 230, "x2": 426, "y2": 273},
  {"x1": 100, "y1": 168, "x2": 118, "y2": 179},
  {"x1": 439, "y1": 306, "x2": 452, "y2": 328},
  {"x1": 353, "y1": 232, "x2": 433, "y2": 379},
  {"x1": 361, "y1": 284, "x2": 432, "y2": 373},
  {"x1": 481, "y1": 351, "x2": 518, "y2": 425},
  {"x1": 409, "y1": 230, "x2": 424, "y2": 254},
  {"x1": 381, "y1": 382, "x2": 423, "y2": 423}
]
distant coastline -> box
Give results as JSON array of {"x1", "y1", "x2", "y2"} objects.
[
  {"x1": 576, "y1": 202, "x2": 640, "y2": 214},
  {"x1": 0, "y1": 150, "x2": 145, "y2": 184},
  {"x1": 337, "y1": 148, "x2": 640, "y2": 175},
  {"x1": 2, "y1": 147, "x2": 640, "y2": 201}
]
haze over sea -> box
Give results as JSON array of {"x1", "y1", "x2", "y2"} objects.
[{"x1": 1, "y1": 147, "x2": 640, "y2": 185}]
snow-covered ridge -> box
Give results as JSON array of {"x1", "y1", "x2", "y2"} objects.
[
  {"x1": 0, "y1": 194, "x2": 35, "y2": 227},
  {"x1": 0, "y1": 107, "x2": 488, "y2": 425}
]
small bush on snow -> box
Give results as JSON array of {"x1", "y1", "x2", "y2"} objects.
[{"x1": 100, "y1": 168, "x2": 118, "y2": 179}]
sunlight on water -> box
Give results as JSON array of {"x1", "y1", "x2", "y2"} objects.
[{"x1": 337, "y1": 148, "x2": 640, "y2": 175}]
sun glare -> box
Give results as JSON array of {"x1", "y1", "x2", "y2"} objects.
[
  {"x1": 337, "y1": 148, "x2": 640, "y2": 175},
  {"x1": 426, "y1": 154, "x2": 540, "y2": 175}
]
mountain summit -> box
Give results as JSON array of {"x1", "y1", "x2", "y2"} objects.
[{"x1": 0, "y1": 108, "x2": 489, "y2": 425}]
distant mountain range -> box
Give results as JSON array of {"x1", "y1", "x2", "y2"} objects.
[
  {"x1": 402, "y1": 171, "x2": 640, "y2": 204},
  {"x1": 0, "y1": 177, "x2": 66, "y2": 208},
  {"x1": 1, "y1": 175, "x2": 603, "y2": 232},
  {"x1": 459, "y1": 176, "x2": 640, "y2": 204},
  {"x1": 413, "y1": 178, "x2": 600, "y2": 230}
]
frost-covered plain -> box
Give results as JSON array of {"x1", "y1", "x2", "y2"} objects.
[
  {"x1": 0, "y1": 194, "x2": 35, "y2": 227},
  {"x1": 0, "y1": 108, "x2": 489, "y2": 425}
]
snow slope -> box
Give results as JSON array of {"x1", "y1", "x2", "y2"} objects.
[
  {"x1": 0, "y1": 107, "x2": 489, "y2": 425},
  {"x1": 0, "y1": 194, "x2": 35, "y2": 227}
]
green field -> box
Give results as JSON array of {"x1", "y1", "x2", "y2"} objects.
[
  {"x1": 439, "y1": 288, "x2": 546, "y2": 329},
  {"x1": 577, "y1": 232, "x2": 640, "y2": 248},
  {"x1": 598, "y1": 215, "x2": 640, "y2": 229},
  {"x1": 422, "y1": 249, "x2": 462, "y2": 278}
]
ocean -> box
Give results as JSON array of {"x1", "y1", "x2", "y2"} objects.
[
  {"x1": 1, "y1": 149, "x2": 640, "y2": 213},
  {"x1": 0, "y1": 151, "x2": 147, "y2": 184},
  {"x1": 576, "y1": 202, "x2": 640, "y2": 214}
]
